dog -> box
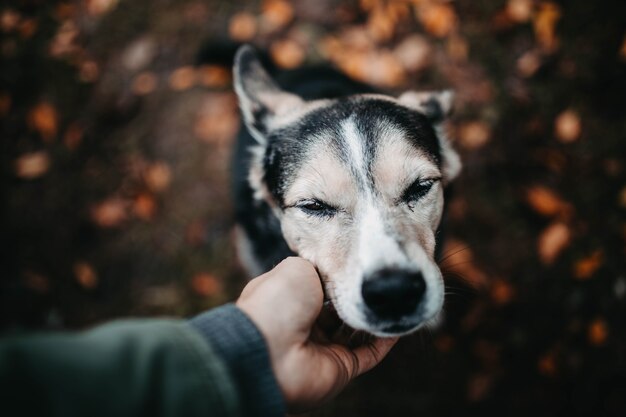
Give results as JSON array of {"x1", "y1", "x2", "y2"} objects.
[{"x1": 231, "y1": 45, "x2": 461, "y2": 337}]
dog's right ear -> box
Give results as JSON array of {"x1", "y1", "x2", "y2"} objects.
[{"x1": 234, "y1": 45, "x2": 303, "y2": 144}]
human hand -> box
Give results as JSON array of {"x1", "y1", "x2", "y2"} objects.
[{"x1": 236, "y1": 257, "x2": 398, "y2": 413}]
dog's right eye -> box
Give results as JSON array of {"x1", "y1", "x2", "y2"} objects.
[{"x1": 296, "y1": 199, "x2": 337, "y2": 217}]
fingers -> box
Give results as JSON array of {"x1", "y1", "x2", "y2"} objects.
[{"x1": 329, "y1": 336, "x2": 398, "y2": 381}]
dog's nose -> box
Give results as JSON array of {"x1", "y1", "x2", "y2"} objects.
[{"x1": 361, "y1": 269, "x2": 426, "y2": 319}]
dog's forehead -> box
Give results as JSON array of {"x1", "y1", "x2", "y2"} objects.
[{"x1": 270, "y1": 97, "x2": 442, "y2": 203}]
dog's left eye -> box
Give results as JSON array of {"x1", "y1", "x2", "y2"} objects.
[
  {"x1": 296, "y1": 199, "x2": 337, "y2": 217},
  {"x1": 401, "y1": 178, "x2": 437, "y2": 204}
]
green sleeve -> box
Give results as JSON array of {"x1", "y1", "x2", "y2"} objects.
[{"x1": 0, "y1": 319, "x2": 242, "y2": 417}]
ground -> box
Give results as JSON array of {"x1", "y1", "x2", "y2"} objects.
[{"x1": 1, "y1": 0, "x2": 625, "y2": 416}]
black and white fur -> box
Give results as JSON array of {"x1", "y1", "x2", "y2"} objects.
[{"x1": 232, "y1": 45, "x2": 461, "y2": 337}]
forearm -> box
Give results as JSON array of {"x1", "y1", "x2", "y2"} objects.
[{"x1": 0, "y1": 315, "x2": 261, "y2": 417}]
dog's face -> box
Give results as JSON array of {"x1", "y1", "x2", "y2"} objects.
[{"x1": 234, "y1": 46, "x2": 461, "y2": 337}]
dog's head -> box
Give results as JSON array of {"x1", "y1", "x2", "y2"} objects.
[{"x1": 234, "y1": 46, "x2": 461, "y2": 337}]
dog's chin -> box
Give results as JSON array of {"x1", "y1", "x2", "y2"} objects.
[{"x1": 364, "y1": 320, "x2": 426, "y2": 338}]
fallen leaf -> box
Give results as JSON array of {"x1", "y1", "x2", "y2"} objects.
[
  {"x1": 588, "y1": 318, "x2": 608, "y2": 346},
  {"x1": 169, "y1": 66, "x2": 196, "y2": 91},
  {"x1": 261, "y1": 0, "x2": 294, "y2": 33},
  {"x1": 393, "y1": 35, "x2": 432, "y2": 72},
  {"x1": 132, "y1": 72, "x2": 158, "y2": 95},
  {"x1": 191, "y1": 273, "x2": 222, "y2": 297},
  {"x1": 0, "y1": 9, "x2": 20, "y2": 32},
  {"x1": 23, "y1": 271, "x2": 49, "y2": 293},
  {"x1": 537, "y1": 222, "x2": 571, "y2": 264},
  {"x1": 144, "y1": 162, "x2": 171, "y2": 192},
  {"x1": 79, "y1": 60, "x2": 99, "y2": 83},
  {"x1": 491, "y1": 279, "x2": 514, "y2": 305},
  {"x1": 457, "y1": 121, "x2": 491, "y2": 150},
  {"x1": 73, "y1": 262, "x2": 98, "y2": 289},
  {"x1": 91, "y1": 198, "x2": 128, "y2": 228},
  {"x1": 554, "y1": 109, "x2": 581, "y2": 143},
  {"x1": 194, "y1": 93, "x2": 239, "y2": 145},
  {"x1": 15, "y1": 151, "x2": 50, "y2": 179},
  {"x1": 133, "y1": 193, "x2": 157, "y2": 220},
  {"x1": 416, "y1": 3, "x2": 457, "y2": 38},
  {"x1": 18, "y1": 18, "x2": 37, "y2": 38},
  {"x1": 270, "y1": 39, "x2": 305, "y2": 69},
  {"x1": 367, "y1": 5, "x2": 396, "y2": 43},
  {"x1": 28, "y1": 101, "x2": 58, "y2": 142},
  {"x1": 86, "y1": 0, "x2": 119, "y2": 17},
  {"x1": 197, "y1": 65, "x2": 231, "y2": 88},
  {"x1": 440, "y1": 239, "x2": 488, "y2": 288},
  {"x1": 64, "y1": 123, "x2": 83, "y2": 150},
  {"x1": 538, "y1": 351, "x2": 557, "y2": 376},
  {"x1": 533, "y1": 2, "x2": 561, "y2": 52},
  {"x1": 573, "y1": 250, "x2": 603, "y2": 280},
  {"x1": 506, "y1": 0, "x2": 533, "y2": 23},
  {"x1": 524, "y1": 186, "x2": 572, "y2": 218},
  {"x1": 229, "y1": 12, "x2": 257, "y2": 42},
  {"x1": 517, "y1": 50, "x2": 542, "y2": 77}
]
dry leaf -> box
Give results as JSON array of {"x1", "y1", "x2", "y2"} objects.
[
  {"x1": 524, "y1": 186, "x2": 572, "y2": 218},
  {"x1": 91, "y1": 198, "x2": 128, "y2": 228},
  {"x1": 517, "y1": 50, "x2": 542, "y2": 77},
  {"x1": 533, "y1": 2, "x2": 561, "y2": 52},
  {"x1": 393, "y1": 35, "x2": 432, "y2": 72},
  {"x1": 554, "y1": 109, "x2": 581, "y2": 143},
  {"x1": 573, "y1": 250, "x2": 603, "y2": 280},
  {"x1": 73, "y1": 262, "x2": 98, "y2": 289},
  {"x1": 440, "y1": 239, "x2": 488, "y2": 288},
  {"x1": 270, "y1": 39, "x2": 305, "y2": 69},
  {"x1": 457, "y1": 121, "x2": 491, "y2": 150},
  {"x1": 169, "y1": 66, "x2": 196, "y2": 91},
  {"x1": 19, "y1": 18, "x2": 37, "y2": 38},
  {"x1": 86, "y1": 0, "x2": 119, "y2": 16},
  {"x1": 491, "y1": 279, "x2": 514, "y2": 305},
  {"x1": 79, "y1": 60, "x2": 99, "y2": 83},
  {"x1": 144, "y1": 162, "x2": 171, "y2": 192},
  {"x1": 197, "y1": 65, "x2": 231, "y2": 88},
  {"x1": 538, "y1": 351, "x2": 557, "y2": 376},
  {"x1": 191, "y1": 273, "x2": 222, "y2": 297},
  {"x1": 15, "y1": 151, "x2": 50, "y2": 179},
  {"x1": 367, "y1": 5, "x2": 396, "y2": 43},
  {"x1": 23, "y1": 271, "x2": 49, "y2": 293},
  {"x1": 194, "y1": 93, "x2": 239, "y2": 145},
  {"x1": 132, "y1": 72, "x2": 158, "y2": 95},
  {"x1": 261, "y1": 0, "x2": 294, "y2": 33},
  {"x1": 229, "y1": 12, "x2": 257, "y2": 42},
  {"x1": 28, "y1": 101, "x2": 58, "y2": 142},
  {"x1": 1, "y1": 9, "x2": 20, "y2": 32},
  {"x1": 64, "y1": 123, "x2": 83, "y2": 150},
  {"x1": 417, "y1": 3, "x2": 457, "y2": 38},
  {"x1": 588, "y1": 319, "x2": 608, "y2": 346},
  {"x1": 133, "y1": 193, "x2": 157, "y2": 220},
  {"x1": 537, "y1": 222, "x2": 571, "y2": 264},
  {"x1": 507, "y1": 0, "x2": 533, "y2": 23}
]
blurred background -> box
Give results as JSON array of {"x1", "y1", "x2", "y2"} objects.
[{"x1": 1, "y1": 0, "x2": 625, "y2": 415}]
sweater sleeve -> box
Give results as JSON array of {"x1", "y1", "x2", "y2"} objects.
[
  {"x1": 0, "y1": 319, "x2": 242, "y2": 417},
  {"x1": 189, "y1": 303, "x2": 286, "y2": 417}
]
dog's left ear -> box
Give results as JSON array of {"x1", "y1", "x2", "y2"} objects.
[
  {"x1": 233, "y1": 45, "x2": 304, "y2": 144},
  {"x1": 398, "y1": 90, "x2": 461, "y2": 183}
]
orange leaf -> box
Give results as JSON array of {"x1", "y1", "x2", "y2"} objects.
[
  {"x1": 28, "y1": 101, "x2": 58, "y2": 142},
  {"x1": 270, "y1": 39, "x2": 305, "y2": 69},
  {"x1": 588, "y1": 319, "x2": 608, "y2": 346},
  {"x1": 417, "y1": 3, "x2": 457, "y2": 38},
  {"x1": 15, "y1": 151, "x2": 50, "y2": 179},
  {"x1": 133, "y1": 193, "x2": 157, "y2": 221},
  {"x1": 524, "y1": 186, "x2": 572, "y2": 218},
  {"x1": 169, "y1": 66, "x2": 196, "y2": 91},
  {"x1": 457, "y1": 121, "x2": 491, "y2": 150},
  {"x1": 73, "y1": 262, "x2": 98, "y2": 289},
  {"x1": 229, "y1": 12, "x2": 257, "y2": 42},
  {"x1": 573, "y1": 250, "x2": 603, "y2": 280},
  {"x1": 533, "y1": 2, "x2": 561, "y2": 52},
  {"x1": 144, "y1": 162, "x2": 171, "y2": 192},
  {"x1": 132, "y1": 72, "x2": 158, "y2": 95},
  {"x1": 91, "y1": 198, "x2": 128, "y2": 228},
  {"x1": 554, "y1": 109, "x2": 581, "y2": 143},
  {"x1": 537, "y1": 222, "x2": 571, "y2": 264},
  {"x1": 191, "y1": 273, "x2": 222, "y2": 297}
]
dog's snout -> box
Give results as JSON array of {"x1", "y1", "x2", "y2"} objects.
[{"x1": 361, "y1": 269, "x2": 426, "y2": 319}]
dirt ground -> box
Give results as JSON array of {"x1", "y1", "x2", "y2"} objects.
[{"x1": 2, "y1": 0, "x2": 625, "y2": 416}]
